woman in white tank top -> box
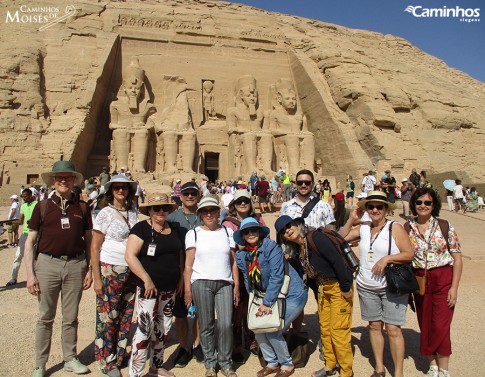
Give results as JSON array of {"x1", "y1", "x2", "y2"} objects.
[{"x1": 340, "y1": 191, "x2": 414, "y2": 377}]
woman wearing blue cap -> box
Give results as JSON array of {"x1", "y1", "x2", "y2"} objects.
[{"x1": 234, "y1": 218, "x2": 308, "y2": 377}]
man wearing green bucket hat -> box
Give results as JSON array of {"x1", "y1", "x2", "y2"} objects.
[{"x1": 24, "y1": 161, "x2": 93, "y2": 377}]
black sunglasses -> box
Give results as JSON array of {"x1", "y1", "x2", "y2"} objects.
[
  {"x1": 235, "y1": 198, "x2": 250, "y2": 205},
  {"x1": 182, "y1": 191, "x2": 198, "y2": 197},
  {"x1": 112, "y1": 185, "x2": 128, "y2": 191},
  {"x1": 152, "y1": 205, "x2": 172, "y2": 212},
  {"x1": 415, "y1": 200, "x2": 433, "y2": 206},
  {"x1": 365, "y1": 204, "x2": 385, "y2": 211},
  {"x1": 280, "y1": 221, "x2": 299, "y2": 234},
  {"x1": 241, "y1": 227, "x2": 259, "y2": 236},
  {"x1": 296, "y1": 180, "x2": 312, "y2": 186}
]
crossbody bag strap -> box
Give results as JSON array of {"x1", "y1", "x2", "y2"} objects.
[
  {"x1": 437, "y1": 218, "x2": 451, "y2": 252},
  {"x1": 301, "y1": 195, "x2": 320, "y2": 219},
  {"x1": 387, "y1": 221, "x2": 395, "y2": 256}
]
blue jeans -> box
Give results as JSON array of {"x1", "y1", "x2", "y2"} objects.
[{"x1": 256, "y1": 289, "x2": 308, "y2": 368}]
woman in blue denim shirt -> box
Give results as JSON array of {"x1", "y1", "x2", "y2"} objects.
[{"x1": 234, "y1": 218, "x2": 308, "y2": 377}]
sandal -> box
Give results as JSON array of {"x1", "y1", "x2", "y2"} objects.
[
  {"x1": 370, "y1": 372, "x2": 385, "y2": 377},
  {"x1": 205, "y1": 368, "x2": 217, "y2": 377},
  {"x1": 220, "y1": 369, "x2": 237, "y2": 377},
  {"x1": 257, "y1": 366, "x2": 280, "y2": 377},
  {"x1": 148, "y1": 367, "x2": 175, "y2": 377},
  {"x1": 221, "y1": 368, "x2": 237, "y2": 377},
  {"x1": 312, "y1": 368, "x2": 327, "y2": 377},
  {"x1": 274, "y1": 369, "x2": 294, "y2": 377}
]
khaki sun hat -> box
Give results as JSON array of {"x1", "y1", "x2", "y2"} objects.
[
  {"x1": 41, "y1": 161, "x2": 84, "y2": 186},
  {"x1": 196, "y1": 195, "x2": 220, "y2": 214},
  {"x1": 357, "y1": 190, "x2": 396, "y2": 210}
]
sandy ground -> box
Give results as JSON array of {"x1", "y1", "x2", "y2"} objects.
[{"x1": 1, "y1": 207, "x2": 484, "y2": 377}]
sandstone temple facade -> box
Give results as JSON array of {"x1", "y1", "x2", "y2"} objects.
[{"x1": 0, "y1": 0, "x2": 484, "y2": 191}]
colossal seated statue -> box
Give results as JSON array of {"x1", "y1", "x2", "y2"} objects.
[
  {"x1": 147, "y1": 75, "x2": 196, "y2": 174},
  {"x1": 269, "y1": 78, "x2": 315, "y2": 174},
  {"x1": 226, "y1": 75, "x2": 273, "y2": 175},
  {"x1": 109, "y1": 57, "x2": 155, "y2": 172}
]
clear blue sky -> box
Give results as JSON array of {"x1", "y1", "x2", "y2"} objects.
[{"x1": 232, "y1": 0, "x2": 485, "y2": 83}]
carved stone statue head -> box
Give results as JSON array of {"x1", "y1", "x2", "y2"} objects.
[
  {"x1": 203, "y1": 80, "x2": 214, "y2": 93},
  {"x1": 235, "y1": 75, "x2": 258, "y2": 116},
  {"x1": 275, "y1": 79, "x2": 297, "y2": 113},
  {"x1": 122, "y1": 57, "x2": 145, "y2": 110}
]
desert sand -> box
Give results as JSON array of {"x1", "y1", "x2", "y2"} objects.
[{"x1": 1, "y1": 207, "x2": 484, "y2": 377}]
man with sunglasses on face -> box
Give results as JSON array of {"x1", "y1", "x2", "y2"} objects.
[
  {"x1": 166, "y1": 182, "x2": 204, "y2": 367},
  {"x1": 280, "y1": 169, "x2": 336, "y2": 231}
]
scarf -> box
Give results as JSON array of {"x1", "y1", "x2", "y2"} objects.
[{"x1": 246, "y1": 243, "x2": 263, "y2": 291}]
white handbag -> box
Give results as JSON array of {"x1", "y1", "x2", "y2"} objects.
[{"x1": 247, "y1": 271, "x2": 290, "y2": 334}]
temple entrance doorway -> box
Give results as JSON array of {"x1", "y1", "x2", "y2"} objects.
[{"x1": 204, "y1": 152, "x2": 219, "y2": 182}]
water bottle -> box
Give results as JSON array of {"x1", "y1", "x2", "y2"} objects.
[
  {"x1": 342, "y1": 243, "x2": 360, "y2": 270},
  {"x1": 188, "y1": 304, "x2": 196, "y2": 319}
]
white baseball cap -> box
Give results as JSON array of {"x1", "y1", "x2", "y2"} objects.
[{"x1": 10, "y1": 194, "x2": 18, "y2": 200}]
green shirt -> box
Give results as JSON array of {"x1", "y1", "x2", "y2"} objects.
[{"x1": 20, "y1": 200, "x2": 38, "y2": 234}]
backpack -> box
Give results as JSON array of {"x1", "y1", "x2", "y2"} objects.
[
  {"x1": 350, "y1": 180, "x2": 355, "y2": 190},
  {"x1": 306, "y1": 227, "x2": 360, "y2": 275}
]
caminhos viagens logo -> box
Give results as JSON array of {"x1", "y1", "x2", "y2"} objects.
[
  {"x1": 5, "y1": 5, "x2": 77, "y2": 31},
  {"x1": 405, "y1": 5, "x2": 480, "y2": 22}
]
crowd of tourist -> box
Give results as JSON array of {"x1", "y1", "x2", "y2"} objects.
[{"x1": 1, "y1": 161, "x2": 472, "y2": 377}]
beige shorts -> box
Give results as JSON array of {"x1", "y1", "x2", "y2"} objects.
[{"x1": 5, "y1": 223, "x2": 19, "y2": 233}]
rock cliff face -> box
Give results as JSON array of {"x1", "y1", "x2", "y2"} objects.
[{"x1": 0, "y1": 0, "x2": 483, "y2": 188}]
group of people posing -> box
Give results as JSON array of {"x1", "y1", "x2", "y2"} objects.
[{"x1": 21, "y1": 161, "x2": 462, "y2": 377}]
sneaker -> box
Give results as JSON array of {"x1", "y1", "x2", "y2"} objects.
[
  {"x1": 64, "y1": 358, "x2": 89, "y2": 374},
  {"x1": 192, "y1": 344, "x2": 204, "y2": 363},
  {"x1": 6, "y1": 279, "x2": 17, "y2": 286},
  {"x1": 174, "y1": 347, "x2": 192, "y2": 368},
  {"x1": 106, "y1": 368, "x2": 121, "y2": 377},
  {"x1": 426, "y1": 365, "x2": 439, "y2": 377},
  {"x1": 32, "y1": 367, "x2": 45, "y2": 377},
  {"x1": 438, "y1": 370, "x2": 450, "y2": 377}
]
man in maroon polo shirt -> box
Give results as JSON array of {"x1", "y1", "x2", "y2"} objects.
[{"x1": 24, "y1": 161, "x2": 93, "y2": 377}]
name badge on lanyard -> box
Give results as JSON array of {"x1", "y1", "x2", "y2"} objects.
[
  {"x1": 61, "y1": 217, "x2": 70, "y2": 229},
  {"x1": 147, "y1": 243, "x2": 156, "y2": 257},
  {"x1": 367, "y1": 252, "x2": 375, "y2": 264}
]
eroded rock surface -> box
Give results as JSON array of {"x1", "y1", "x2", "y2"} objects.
[{"x1": 0, "y1": 0, "x2": 483, "y2": 188}]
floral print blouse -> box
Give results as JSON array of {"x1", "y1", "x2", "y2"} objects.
[{"x1": 409, "y1": 216, "x2": 461, "y2": 270}]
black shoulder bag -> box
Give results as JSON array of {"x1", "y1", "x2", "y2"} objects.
[{"x1": 385, "y1": 221, "x2": 419, "y2": 295}]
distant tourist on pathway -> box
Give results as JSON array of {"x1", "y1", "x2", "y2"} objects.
[
  {"x1": 6, "y1": 194, "x2": 21, "y2": 247},
  {"x1": 6, "y1": 189, "x2": 37, "y2": 286}
]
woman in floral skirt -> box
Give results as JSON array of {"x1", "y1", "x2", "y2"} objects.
[{"x1": 91, "y1": 175, "x2": 139, "y2": 377}]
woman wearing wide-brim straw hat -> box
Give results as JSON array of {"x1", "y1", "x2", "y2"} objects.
[
  {"x1": 125, "y1": 193, "x2": 183, "y2": 377},
  {"x1": 340, "y1": 191, "x2": 414, "y2": 377},
  {"x1": 184, "y1": 195, "x2": 240, "y2": 377},
  {"x1": 91, "y1": 174, "x2": 138, "y2": 377}
]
